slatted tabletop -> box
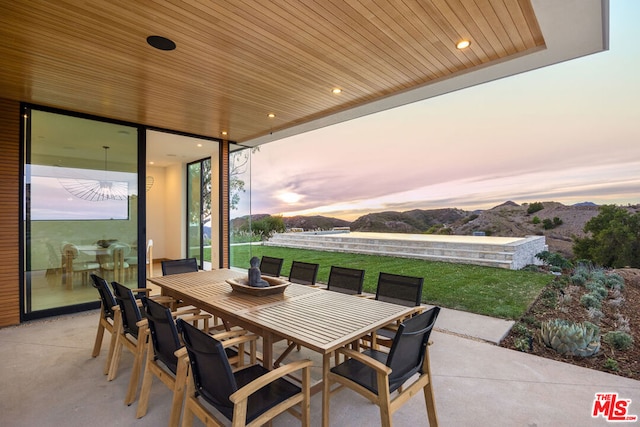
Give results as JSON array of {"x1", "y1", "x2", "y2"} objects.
[
  {"x1": 241, "y1": 289, "x2": 413, "y2": 353},
  {"x1": 148, "y1": 269, "x2": 413, "y2": 355},
  {"x1": 149, "y1": 268, "x2": 415, "y2": 427}
]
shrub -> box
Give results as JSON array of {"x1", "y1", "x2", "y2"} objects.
[
  {"x1": 604, "y1": 358, "x2": 619, "y2": 371},
  {"x1": 585, "y1": 282, "x2": 608, "y2": 299},
  {"x1": 536, "y1": 251, "x2": 573, "y2": 269},
  {"x1": 527, "y1": 202, "x2": 544, "y2": 214},
  {"x1": 511, "y1": 322, "x2": 531, "y2": 337},
  {"x1": 590, "y1": 269, "x2": 607, "y2": 283},
  {"x1": 605, "y1": 274, "x2": 625, "y2": 290},
  {"x1": 532, "y1": 216, "x2": 541, "y2": 225},
  {"x1": 603, "y1": 331, "x2": 634, "y2": 351},
  {"x1": 514, "y1": 336, "x2": 532, "y2": 352},
  {"x1": 571, "y1": 273, "x2": 587, "y2": 286},
  {"x1": 573, "y1": 204, "x2": 640, "y2": 268},
  {"x1": 580, "y1": 293, "x2": 602, "y2": 309},
  {"x1": 587, "y1": 307, "x2": 604, "y2": 322}
]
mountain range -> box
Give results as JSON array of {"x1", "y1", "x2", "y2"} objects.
[{"x1": 231, "y1": 201, "x2": 638, "y2": 258}]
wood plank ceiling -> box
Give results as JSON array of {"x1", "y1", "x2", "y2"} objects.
[{"x1": 0, "y1": 0, "x2": 544, "y2": 144}]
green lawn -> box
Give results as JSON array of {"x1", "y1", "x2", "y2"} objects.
[{"x1": 229, "y1": 245, "x2": 552, "y2": 320}]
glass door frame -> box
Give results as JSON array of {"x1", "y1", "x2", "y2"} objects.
[
  {"x1": 20, "y1": 103, "x2": 147, "y2": 321},
  {"x1": 186, "y1": 157, "x2": 211, "y2": 269}
]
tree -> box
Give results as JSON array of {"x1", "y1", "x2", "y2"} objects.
[
  {"x1": 229, "y1": 146, "x2": 260, "y2": 212},
  {"x1": 251, "y1": 215, "x2": 285, "y2": 238},
  {"x1": 573, "y1": 205, "x2": 640, "y2": 268}
]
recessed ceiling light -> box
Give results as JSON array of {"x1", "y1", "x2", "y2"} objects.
[
  {"x1": 147, "y1": 35, "x2": 176, "y2": 51},
  {"x1": 456, "y1": 40, "x2": 471, "y2": 49},
  {"x1": 268, "y1": 113, "x2": 276, "y2": 118},
  {"x1": 149, "y1": 161, "x2": 155, "y2": 165},
  {"x1": 332, "y1": 88, "x2": 342, "y2": 94},
  {"x1": 221, "y1": 131, "x2": 228, "y2": 136},
  {"x1": 197, "y1": 143, "x2": 203, "y2": 147}
]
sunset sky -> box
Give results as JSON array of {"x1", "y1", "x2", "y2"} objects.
[{"x1": 240, "y1": 1, "x2": 639, "y2": 221}]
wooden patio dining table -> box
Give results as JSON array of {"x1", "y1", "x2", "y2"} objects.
[{"x1": 148, "y1": 268, "x2": 416, "y2": 426}]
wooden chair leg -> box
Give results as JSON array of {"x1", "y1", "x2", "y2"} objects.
[
  {"x1": 181, "y1": 380, "x2": 196, "y2": 427},
  {"x1": 377, "y1": 373, "x2": 393, "y2": 427},
  {"x1": 124, "y1": 328, "x2": 148, "y2": 405},
  {"x1": 104, "y1": 322, "x2": 118, "y2": 375},
  {"x1": 169, "y1": 356, "x2": 189, "y2": 427},
  {"x1": 92, "y1": 316, "x2": 105, "y2": 358},
  {"x1": 423, "y1": 346, "x2": 438, "y2": 426},
  {"x1": 424, "y1": 381, "x2": 438, "y2": 427},
  {"x1": 107, "y1": 310, "x2": 124, "y2": 380},
  {"x1": 135, "y1": 340, "x2": 155, "y2": 418}
]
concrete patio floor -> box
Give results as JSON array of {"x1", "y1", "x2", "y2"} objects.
[{"x1": 1, "y1": 308, "x2": 639, "y2": 427}]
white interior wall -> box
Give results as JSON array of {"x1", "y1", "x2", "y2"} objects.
[
  {"x1": 164, "y1": 162, "x2": 186, "y2": 260},
  {"x1": 146, "y1": 130, "x2": 221, "y2": 265},
  {"x1": 145, "y1": 165, "x2": 167, "y2": 259}
]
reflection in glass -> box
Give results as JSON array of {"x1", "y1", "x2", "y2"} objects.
[
  {"x1": 229, "y1": 146, "x2": 252, "y2": 268},
  {"x1": 24, "y1": 109, "x2": 139, "y2": 316}
]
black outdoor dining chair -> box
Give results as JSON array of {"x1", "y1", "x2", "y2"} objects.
[
  {"x1": 109, "y1": 281, "x2": 151, "y2": 406},
  {"x1": 288, "y1": 260, "x2": 319, "y2": 286},
  {"x1": 327, "y1": 306, "x2": 441, "y2": 427},
  {"x1": 90, "y1": 273, "x2": 173, "y2": 372},
  {"x1": 161, "y1": 257, "x2": 199, "y2": 275},
  {"x1": 90, "y1": 274, "x2": 119, "y2": 375},
  {"x1": 136, "y1": 297, "x2": 252, "y2": 425},
  {"x1": 375, "y1": 271, "x2": 424, "y2": 307},
  {"x1": 326, "y1": 265, "x2": 365, "y2": 295},
  {"x1": 259, "y1": 255, "x2": 284, "y2": 277},
  {"x1": 362, "y1": 272, "x2": 425, "y2": 350},
  {"x1": 136, "y1": 296, "x2": 189, "y2": 425},
  {"x1": 176, "y1": 318, "x2": 313, "y2": 427}
]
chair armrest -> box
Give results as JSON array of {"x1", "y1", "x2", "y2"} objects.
[
  {"x1": 132, "y1": 288, "x2": 153, "y2": 295},
  {"x1": 210, "y1": 329, "x2": 248, "y2": 340},
  {"x1": 177, "y1": 314, "x2": 212, "y2": 324},
  {"x1": 135, "y1": 318, "x2": 149, "y2": 328},
  {"x1": 229, "y1": 359, "x2": 313, "y2": 404},
  {"x1": 171, "y1": 307, "x2": 203, "y2": 317},
  {"x1": 335, "y1": 348, "x2": 392, "y2": 375},
  {"x1": 215, "y1": 333, "x2": 258, "y2": 349},
  {"x1": 174, "y1": 347, "x2": 188, "y2": 359}
]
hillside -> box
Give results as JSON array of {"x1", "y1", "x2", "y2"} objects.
[
  {"x1": 350, "y1": 208, "x2": 467, "y2": 233},
  {"x1": 452, "y1": 201, "x2": 602, "y2": 258},
  {"x1": 232, "y1": 202, "x2": 639, "y2": 258}
]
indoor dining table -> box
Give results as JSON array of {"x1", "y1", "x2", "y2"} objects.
[{"x1": 148, "y1": 268, "x2": 416, "y2": 427}]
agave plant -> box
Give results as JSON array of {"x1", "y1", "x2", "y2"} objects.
[{"x1": 538, "y1": 319, "x2": 601, "y2": 357}]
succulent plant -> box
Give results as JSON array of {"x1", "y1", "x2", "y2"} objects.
[{"x1": 538, "y1": 319, "x2": 601, "y2": 357}]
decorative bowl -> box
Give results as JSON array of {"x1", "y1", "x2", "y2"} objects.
[{"x1": 225, "y1": 276, "x2": 290, "y2": 296}]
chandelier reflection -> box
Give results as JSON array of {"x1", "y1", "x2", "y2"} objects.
[{"x1": 58, "y1": 146, "x2": 130, "y2": 201}]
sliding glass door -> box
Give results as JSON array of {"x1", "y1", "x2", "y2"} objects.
[
  {"x1": 23, "y1": 108, "x2": 139, "y2": 319},
  {"x1": 187, "y1": 158, "x2": 211, "y2": 269}
]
